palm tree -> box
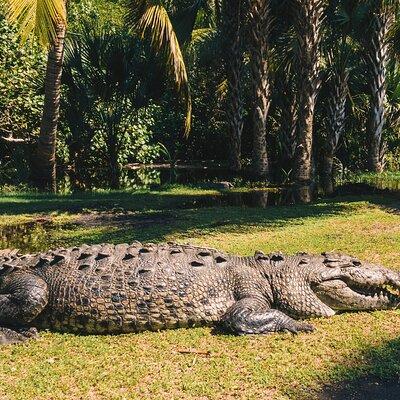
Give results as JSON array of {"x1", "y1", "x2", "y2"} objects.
[
  {"x1": 276, "y1": 72, "x2": 298, "y2": 177},
  {"x1": 320, "y1": 2, "x2": 352, "y2": 193},
  {"x1": 6, "y1": 0, "x2": 67, "y2": 192},
  {"x1": 247, "y1": 0, "x2": 272, "y2": 179},
  {"x1": 322, "y1": 53, "x2": 349, "y2": 193},
  {"x1": 126, "y1": 0, "x2": 194, "y2": 136},
  {"x1": 363, "y1": 2, "x2": 395, "y2": 172},
  {"x1": 340, "y1": 0, "x2": 397, "y2": 172},
  {"x1": 292, "y1": 0, "x2": 324, "y2": 184},
  {"x1": 63, "y1": 27, "x2": 153, "y2": 190},
  {"x1": 128, "y1": 0, "x2": 254, "y2": 174},
  {"x1": 270, "y1": 1, "x2": 299, "y2": 181},
  {"x1": 221, "y1": 0, "x2": 244, "y2": 171}
]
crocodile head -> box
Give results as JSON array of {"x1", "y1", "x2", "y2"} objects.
[
  {"x1": 261, "y1": 252, "x2": 400, "y2": 318},
  {"x1": 311, "y1": 254, "x2": 400, "y2": 312}
]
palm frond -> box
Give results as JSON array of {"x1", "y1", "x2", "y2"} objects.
[
  {"x1": 172, "y1": 0, "x2": 204, "y2": 45},
  {"x1": 191, "y1": 27, "x2": 215, "y2": 45},
  {"x1": 5, "y1": 0, "x2": 66, "y2": 45},
  {"x1": 186, "y1": 27, "x2": 215, "y2": 61},
  {"x1": 127, "y1": 0, "x2": 192, "y2": 135}
]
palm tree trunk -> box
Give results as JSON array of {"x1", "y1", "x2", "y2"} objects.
[
  {"x1": 222, "y1": 0, "x2": 243, "y2": 172},
  {"x1": 323, "y1": 68, "x2": 348, "y2": 194},
  {"x1": 365, "y1": 7, "x2": 392, "y2": 173},
  {"x1": 293, "y1": 0, "x2": 323, "y2": 184},
  {"x1": 278, "y1": 76, "x2": 298, "y2": 174},
  {"x1": 248, "y1": 0, "x2": 271, "y2": 179},
  {"x1": 32, "y1": 22, "x2": 66, "y2": 192}
]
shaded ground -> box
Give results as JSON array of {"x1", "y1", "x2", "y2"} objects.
[
  {"x1": 321, "y1": 377, "x2": 400, "y2": 400},
  {"x1": 317, "y1": 337, "x2": 400, "y2": 400},
  {"x1": 76, "y1": 211, "x2": 176, "y2": 228},
  {"x1": 1, "y1": 186, "x2": 400, "y2": 399}
]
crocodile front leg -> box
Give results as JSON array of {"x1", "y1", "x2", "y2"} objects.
[
  {"x1": 0, "y1": 272, "x2": 48, "y2": 345},
  {"x1": 0, "y1": 327, "x2": 39, "y2": 345},
  {"x1": 221, "y1": 298, "x2": 315, "y2": 335}
]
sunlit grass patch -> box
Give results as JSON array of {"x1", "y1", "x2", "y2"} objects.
[{"x1": 0, "y1": 188, "x2": 400, "y2": 399}]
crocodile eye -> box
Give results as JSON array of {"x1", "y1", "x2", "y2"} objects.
[{"x1": 256, "y1": 254, "x2": 269, "y2": 261}]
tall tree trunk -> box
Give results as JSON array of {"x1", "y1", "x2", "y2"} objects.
[
  {"x1": 322, "y1": 68, "x2": 348, "y2": 194},
  {"x1": 278, "y1": 75, "x2": 298, "y2": 175},
  {"x1": 365, "y1": 7, "x2": 392, "y2": 173},
  {"x1": 248, "y1": 0, "x2": 271, "y2": 179},
  {"x1": 32, "y1": 22, "x2": 66, "y2": 192},
  {"x1": 222, "y1": 0, "x2": 243, "y2": 172},
  {"x1": 109, "y1": 162, "x2": 121, "y2": 190},
  {"x1": 293, "y1": 0, "x2": 323, "y2": 184}
]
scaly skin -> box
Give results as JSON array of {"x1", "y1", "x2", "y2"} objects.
[{"x1": 0, "y1": 242, "x2": 399, "y2": 344}]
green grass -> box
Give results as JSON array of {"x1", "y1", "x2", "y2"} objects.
[
  {"x1": 1, "y1": 186, "x2": 400, "y2": 399},
  {"x1": 343, "y1": 171, "x2": 400, "y2": 190}
]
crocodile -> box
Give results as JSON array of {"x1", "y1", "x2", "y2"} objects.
[{"x1": 1, "y1": 242, "x2": 399, "y2": 344}]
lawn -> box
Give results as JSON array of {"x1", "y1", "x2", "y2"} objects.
[{"x1": 0, "y1": 186, "x2": 400, "y2": 399}]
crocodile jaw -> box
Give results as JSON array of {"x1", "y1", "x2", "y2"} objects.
[{"x1": 313, "y1": 280, "x2": 400, "y2": 311}]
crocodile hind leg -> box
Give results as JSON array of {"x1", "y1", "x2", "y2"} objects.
[
  {"x1": 221, "y1": 298, "x2": 315, "y2": 335},
  {"x1": 0, "y1": 272, "x2": 48, "y2": 345}
]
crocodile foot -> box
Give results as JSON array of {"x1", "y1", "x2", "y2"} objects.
[
  {"x1": 0, "y1": 327, "x2": 39, "y2": 345},
  {"x1": 284, "y1": 320, "x2": 315, "y2": 334}
]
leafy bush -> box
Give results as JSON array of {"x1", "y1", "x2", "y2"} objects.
[
  {"x1": 0, "y1": 11, "x2": 45, "y2": 186},
  {"x1": 60, "y1": 26, "x2": 162, "y2": 190}
]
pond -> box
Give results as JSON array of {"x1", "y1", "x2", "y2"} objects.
[{"x1": 179, "y1": 186, "x2": 315, "y2": 208}]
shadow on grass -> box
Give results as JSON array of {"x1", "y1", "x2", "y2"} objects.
[
  {"x1": 293, "y1": 338, "x2": 400, "y2": 400},
  {"x1": 1, "y1": 201, "x2": 349, "y2": 252},
  {"x1": 331, "y1": 183, "x2": 400, "y2": 214},
  {"x1": 53, "y1": 193, "x2": 400, "y2": 245},
  {"x1": 0, "y1": 188, "x2": 307, "y2": 215},
  {"x1": 0, "y1": 190, "x2": 199, "y2": 215},
  {"x1": 0, "y1": 189, "x2": 357, "y2": 252},
  {"x1": 1, "y1": 189, "x2": 400, "y2": 253}
]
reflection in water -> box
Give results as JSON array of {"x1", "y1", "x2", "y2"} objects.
[{"x1": 182, "y1": 186, "x2": 316, "y2": 209}]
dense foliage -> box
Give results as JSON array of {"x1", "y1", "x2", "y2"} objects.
[
  {"x1": 1, "y1": 0, "x2": 399, "y2": 191},
  {"x1": 61, "y1": 24, "x2": 163, "y2": 189},
  {"x1": 0, "y1": 12, "x2": 45, "y2": 184}
]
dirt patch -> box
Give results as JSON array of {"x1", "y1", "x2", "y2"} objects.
[
  {"x1": 320, "y1": 376, "x2": 400, "y2": 400},
  {"x1": 75, "y1": 212, "x2": 176, "y2": 228}
]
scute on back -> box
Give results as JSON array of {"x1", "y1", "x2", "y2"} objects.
[{"x1": 1, "y1": 242, "x2": 232, "y2": 276}]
